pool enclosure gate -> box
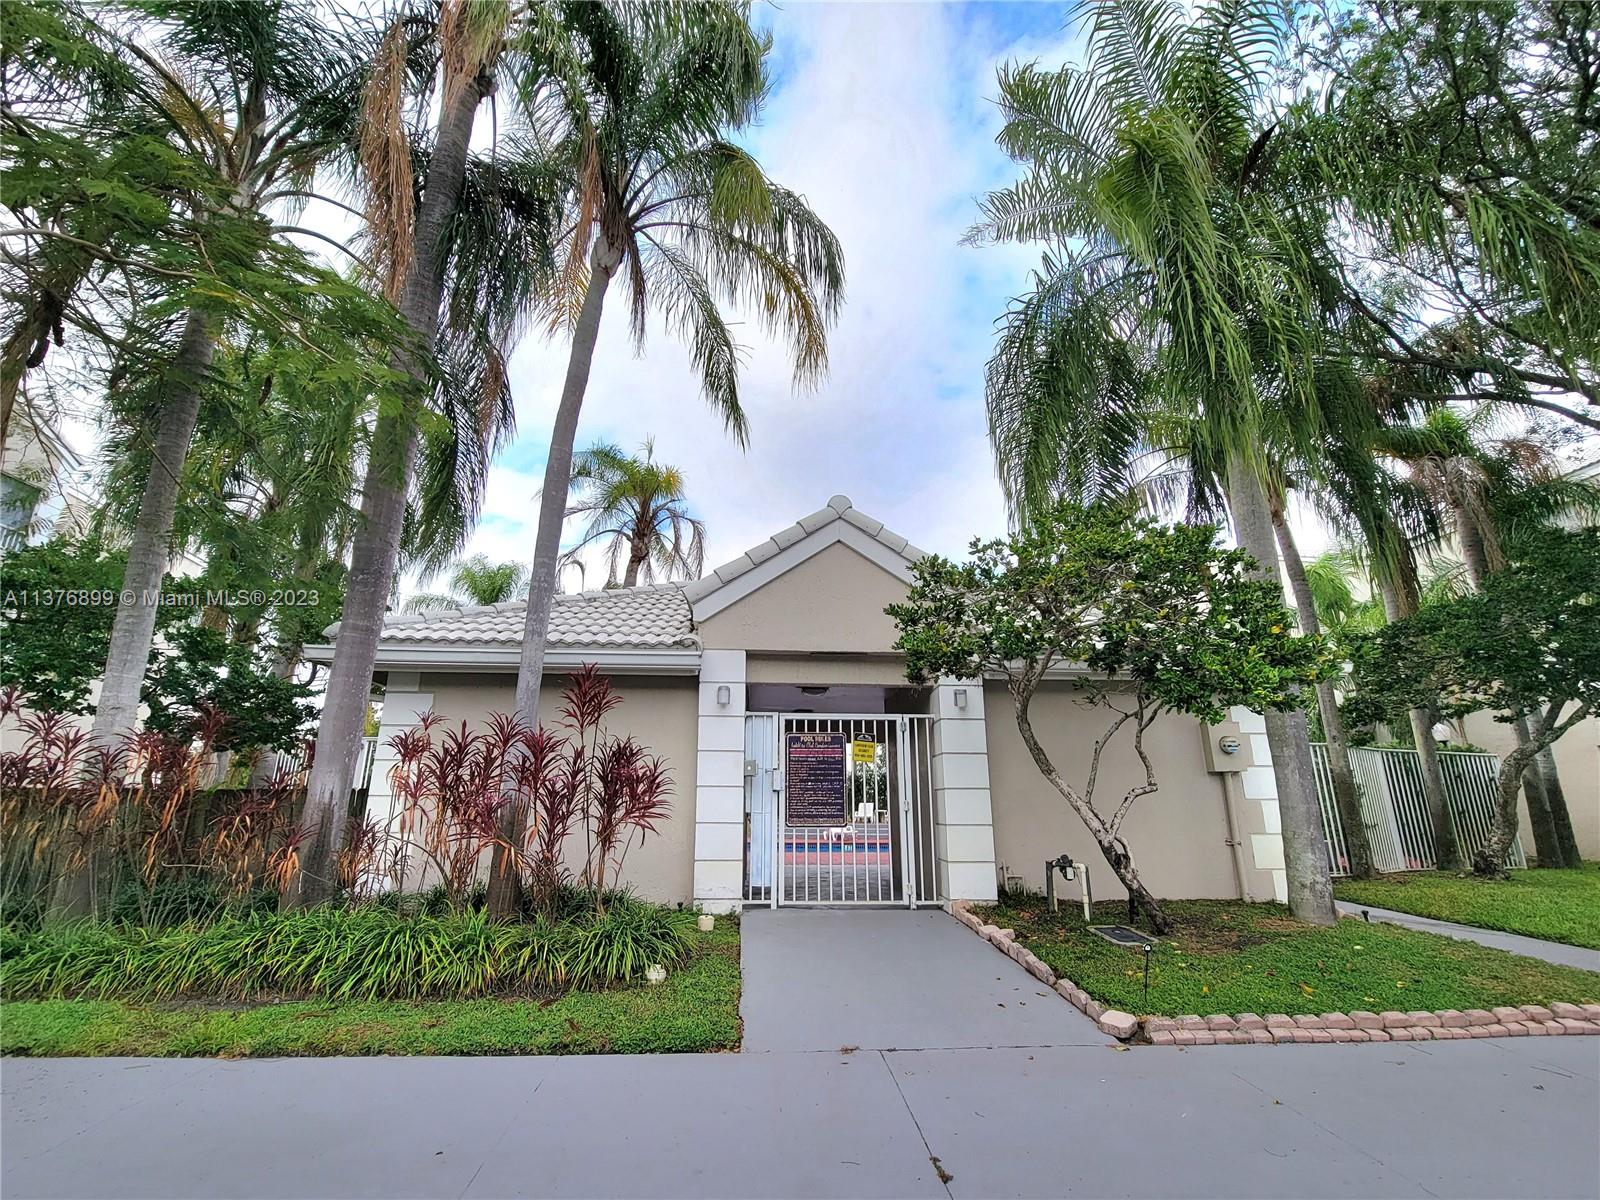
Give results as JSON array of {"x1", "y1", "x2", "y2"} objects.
[{"x1": 743, "y1": 713, "x2": 938, "y2": 906}]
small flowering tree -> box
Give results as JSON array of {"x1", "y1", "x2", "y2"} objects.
[
  {"x1": 1349, "y1": 526, "x2": 1599, "y2": 877},
  {"x1": 887, "y1": 503, "x2": 1331, "y2": 933}
]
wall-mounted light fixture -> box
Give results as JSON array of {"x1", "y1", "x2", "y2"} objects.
[
  {"x1": 715, "y1": 684, "x2": 731, "y2": 707},
  {"x1": 953, "y1": 687, "x2": 967, "y2": 710}
]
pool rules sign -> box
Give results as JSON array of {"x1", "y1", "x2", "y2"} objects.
[{"x1": 784, "y1": 732, "x2": 848, "y2": 826}]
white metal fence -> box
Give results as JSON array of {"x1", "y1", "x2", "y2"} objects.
[
  {"x1": 259, "y1": 735, "x2": 379, "y2": 799},
  {"x1": 1311, "y1": 743, "x2": 1525, "y2": 875},
  {"x1": 743, "y1": 713, "x2": 937, "y2": 907}
]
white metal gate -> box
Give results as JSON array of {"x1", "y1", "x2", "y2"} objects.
[
  {"x1": 1311, "y1": 743, "x2": 1526, "y2": 874},
  {"x1": 743, "y1": 713, "x2": 937, "y2": 907}
]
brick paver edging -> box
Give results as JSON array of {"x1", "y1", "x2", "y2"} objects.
[{"x1": 946, "y1": 902, "x2": 1600, "y2": 1046}]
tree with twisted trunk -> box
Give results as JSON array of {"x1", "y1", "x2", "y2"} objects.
[{"x1": 888, "y1": 504, "x2": 1334, "y2": 935}]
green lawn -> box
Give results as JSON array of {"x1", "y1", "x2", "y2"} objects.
[
  {"x1": 1335, "y1": 865, "x2": 1600, "y2": 951},
  {"x1": 973, "y1": 897, "x2": 1600, "y2": 1018},
  {"x1": 0, "y1": 920, "x2": 740, "y2": 1057}
]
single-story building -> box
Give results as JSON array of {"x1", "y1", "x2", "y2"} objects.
[{"x1": 307, "y1": 496, "x2": 1309, "y2": 912}]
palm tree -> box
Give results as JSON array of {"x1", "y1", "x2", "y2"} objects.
[
  {"x1": 20, "y1": 0, "x2": 387, "y2": 918},
  {"x1": 64, "y1": 0, "x2": 380, "y2": 743},
  {"x1": 507, "y1": 7, "x2": 843, "y2": 726},
  {"x1": 973, "y1": 0, "x2": 1338, "y2": 923},
  {"x1": 562, "y1": 440, "x2": 706, "y2": 588},
  {"x1": 404, "y1": 554, "x2": 530, "y2": 611},
  {"x1": 286, "y1": 0, "x2": 546, "y2": 908},
  {"x1": 488, "y1": 5, "x2": 843, "y2": 918}
]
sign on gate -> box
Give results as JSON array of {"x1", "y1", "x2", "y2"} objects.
[{"x1": 785, "y1": 731, "x2": 847, "y2": 825}]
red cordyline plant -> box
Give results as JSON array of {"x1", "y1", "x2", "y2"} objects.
[
  {"x1": 555, "y1": 666, "x2": 674, "y2": 914},
  {"x1": 386, "y1": 712, "x2": 517, "y2": 909},
  {"x1": 589, "y1": 739, "x2": 674, "y2": 904},
  {"x1": 0, "y1": 687, "x2": 302, "y2": 920},
  {"x1": 379, "y1": 667, "x2": 674, "y2": 916}
]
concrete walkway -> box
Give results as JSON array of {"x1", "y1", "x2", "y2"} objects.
[
  {"x1": 1336, "y1": 900, "x2": 1600, "y2": 971},
  {"x1": 740, "y1": 907, "x2": 1102, "y2": 1051},
  {"x1": 4, "y1": 909, "x2": 1598, "y2": 1199}
]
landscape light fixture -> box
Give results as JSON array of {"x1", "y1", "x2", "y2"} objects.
[
  {"x1": 953, "y1": 688, "x2": 967, "y2": 709},
  {"x1": 716, "y1": 685, "x2": 731, "y2": 707}
]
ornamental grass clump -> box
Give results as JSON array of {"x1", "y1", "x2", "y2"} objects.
[{"x1": 0, "y1": 899, "x2": 696, "y2": 1002}]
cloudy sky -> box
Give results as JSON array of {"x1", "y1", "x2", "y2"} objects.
[{"x1": 460, "y1": 1, "x2": 1084, "y2": 591}]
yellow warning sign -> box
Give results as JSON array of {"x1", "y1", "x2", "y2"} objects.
[{"x1": 851, "y1": 739, "x2": 878, "y2": 764}]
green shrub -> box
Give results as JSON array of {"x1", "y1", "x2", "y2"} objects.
[
  {"x1": 108, "y1": 876, "x2": 278, "y2": 927},
  {"x1": 0, "y1": 899, "x2": 696, "y2": 1002}
]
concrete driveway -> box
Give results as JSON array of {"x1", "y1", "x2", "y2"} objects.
[{"x1": 739, "y1": 907, "x2": 1103, "y2": 1051}]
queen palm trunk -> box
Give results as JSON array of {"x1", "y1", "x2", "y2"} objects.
[
  {"x1": 1375, "y1": 577, "x2": 1463, "y2": 870},
  {"x1": 1271, "y1": 506, "x2": 1375, "y2": 878},
  {"x1": 1514, "y1": 713, "x2": 1564, "y2": 867},
  {"x1": 45, "y1": 308, "x2": 219, "y2": 922},
  {"x1": 621, "y1": 535, "x2": 649, "y2": 588},
  {"x1": 1224, "y1": 454, "x2": 1336, "y2": 924},
  {"x1": 90, "y1": 309, "x2": 216, "y2": 740},
  {"x1": 284, "y1": 73, "x2": 490, "y2": 910},
  {"x1": 486, "y1": 239, "x2": 622, "y2": 918}
]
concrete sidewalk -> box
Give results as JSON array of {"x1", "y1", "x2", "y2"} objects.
[
  {"x1": 4, "y1": 1039, "x2": 1597, "y2": 1199},
  {"x1": 739, "y1": 907, "x2": 1102, "y2": 1051},
  {"x1": 1335, "y1": 900, "x2": 1600, "y2": 971},
  {"x1": 5, "y1": 909, "x2": 1598, "y2": 1198}
]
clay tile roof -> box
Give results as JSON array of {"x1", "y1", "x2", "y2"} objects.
[{"x1": 329, "y1": 583, "x2": 698, "y2": 650}]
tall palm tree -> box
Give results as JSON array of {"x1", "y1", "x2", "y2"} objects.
[
  {"x1": 1116, "y1": 447, "x2": 1382, "y2": 880},
  {"x1": 507, "y1": 5, "x2": 842, "y2": 726},
  {"x1": 972, "y1": 0, "x2": 1338, "y2": 923},
  {"x1": 404, "y1": 554, "x2": 530, "y2": 611},
  {"x1": 490, "y1": 4, "x2": 843, "y2": 918},
  {"x1": 562, "y1": 440, "x2": 706, "y2": 588},
  {"x1": 18, "y1": 0, "x2": 391, "y2": 919},
  {"x1": 286, "y1": 0, "x2": 554, "y2": 908},
  {"x1": 81, "y1": 0, "x2": 380, "y2": 747}
]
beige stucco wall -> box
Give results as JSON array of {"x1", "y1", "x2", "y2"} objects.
[
  {"x1": 1462, "y1": 709, "x2": 1600, "y2": 861},
  {"x1": 984, "y1": 680, "x2": 1242, "y2": 901},
  {"x1": 697, "y1": 541, "x2": 908, "y2": 654},
  {"x1": 414, "y1": 672, "x2": 699, "y2": 903}
]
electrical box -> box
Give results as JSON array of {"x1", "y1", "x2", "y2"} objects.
[{"x1": 1203, "y1": 720, "x2": 1252, "y2": 773}]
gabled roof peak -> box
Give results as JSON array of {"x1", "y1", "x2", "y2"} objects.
[{"x1": 682, "y1": 495, "x2": 924, "y2": 607}]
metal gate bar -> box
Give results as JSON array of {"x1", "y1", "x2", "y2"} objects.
[{"x1": 743, "y1": 715, "x2": 777, "y2": 904}]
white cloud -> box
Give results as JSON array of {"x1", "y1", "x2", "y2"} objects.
[{"x1": 463, "y1": 2, "x2": 1083, "y2": 588}]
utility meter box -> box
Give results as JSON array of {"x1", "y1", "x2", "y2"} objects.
[{"x1": 1203, "y1": 720, "x2": 1252, "y2": 773}]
